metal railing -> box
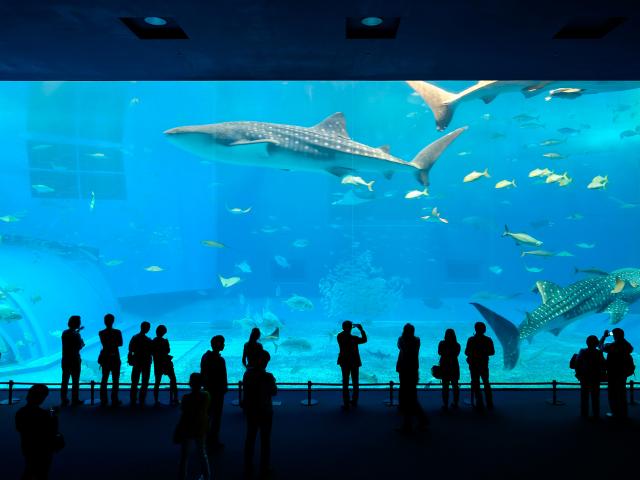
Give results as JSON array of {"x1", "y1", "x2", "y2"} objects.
[{"x1": 0, "y1": 379, "x2": 637, "y2": 407}]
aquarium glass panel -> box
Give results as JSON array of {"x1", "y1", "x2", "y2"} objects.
[{"x1": 1, "y1": 81, "x2": 640, "y2": 387}]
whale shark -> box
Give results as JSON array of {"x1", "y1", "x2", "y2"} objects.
[
  {"x1": 471, "y1": 268, "x2": 640, "y2": 369},
  {"x1": 165, "y1": 113, "x2": 466, "y2": 187},
  {"x1": 407, "y1": 80, "x2": 640, "y2": 131}
]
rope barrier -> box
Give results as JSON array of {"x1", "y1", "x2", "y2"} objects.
[{"x1": 0, "y1": 378, "x2": 637, "y2": 407}]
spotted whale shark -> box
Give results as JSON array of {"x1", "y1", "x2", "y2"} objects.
[
  {"x1": 471, "y1": 268, "x2": 640, "y2": 369},
  {"x1": 407, "y1": 80, "x2": 640, "y2": 131},
  {"x1": 165, "y1": 113, "x2": 466, "y2": 187}
]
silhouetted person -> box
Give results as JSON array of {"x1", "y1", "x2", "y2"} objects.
[
  {"x1": 396, "y1": 323, "x2": 428, "y2": 432},
  {"x1": 337, "y1": 320, "x2": 367, "y2": 410},
  {"x1": 176, "y1": 373, "x2": 211, "y2": 480},
  {"x1": 201, "y1": 335, "x2": 228, "y2": 450},
  {"x1": 438, "y1": 328, "x2": 461, "y2": 410},
  {"x1": 465, "y1": 321, "x2": 495, "y2": 410},
  {"x1": 152, "y1": 324, "x2": 179, "y2": 405},
  {"x1": 574, "y1": 335, "x2": 605, "y2": 419},
  {"x1": 599, "y1": 328, "x2": 634, "y2": 419},
  {"x1": 99, "y1": 313, "x2": 123, "y2": 407},
  {"x1": 15, "y1": 384, "x2": 61, "y2": 480},
  {"x1": 242, "y1": 327, "x2": 264, "y2": 369},
  {"x1": 243, "y1": 350, "x2": 277, "y2": 478},
  {"x1": 61, "y1": 315, "x2": 85, "y2": 406},
  {"x1": 128, "y1": 321, "x2": 153, "y2": 406}
]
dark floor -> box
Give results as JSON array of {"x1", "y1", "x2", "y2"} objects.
[{"x1": 1, "y1": 387, "x2": 637, "y2": 480}]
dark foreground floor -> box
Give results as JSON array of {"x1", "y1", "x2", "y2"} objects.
[{"x1": 1, "y1": 388, "x2": 637, "y2": 480}]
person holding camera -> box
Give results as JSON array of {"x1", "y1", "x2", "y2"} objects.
[
  {"x1": 337, "y1": 320, "x2": 368, "y2": 410},
  {"x1": 61, "y1": 315, "x2": 85, "y2": 407},
  {"x1": 128, "y1": 321, "x2": 153, "y2": 406},
  {"x1": 599, "y1": 328, "x2": 634, "y2": 419},
  {"x1": 396, "y1": 323, "x2": 428, "y2": 432},
  {"x1": 15, "y1": 384, "x2": 64, "y2": 480},
  {"x1": 438, "y1": 328, "x2": 461, "y2": 411}
]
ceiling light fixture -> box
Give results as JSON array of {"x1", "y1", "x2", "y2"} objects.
[
  {"x1": 144, "y1": 17, "x2": 168, "y2": 26},
  {"x1": 361, "y1": 17, "x2": 383, "y2": 27}
]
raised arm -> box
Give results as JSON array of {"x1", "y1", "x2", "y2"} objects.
[{"x1": 357, "y1": 325, "x2": 368, "y2": 344}]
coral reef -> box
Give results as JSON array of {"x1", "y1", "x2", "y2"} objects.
[{"x1": 319, "y1": 251, "x2": 404, "y2": 321}]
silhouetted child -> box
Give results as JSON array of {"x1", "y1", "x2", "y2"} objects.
[
  {"x1": 574, "y1": 335, "x2": 605, "y2": 419},
  {"x1": 152, "y1": 325, "x2": 179, "y2": 405},
  {"x1": 15, "y1": 384, "x2": 62, "y2": 479},
  {"x1": 243, "y1": 350, "x2": 277, "y2": 478},
  {"x1": 61, "y1": 315, "x2": 85, "y2": 406},
  {"x1": 337, "y1": 320, "x2": 367, "y2": 410},
  {"x1": 438, "y1": 328, "x2": 461, "y2": 410},
  {"x1": 396, "y1": 323, "x2": 428, "y2": 432},
  {"x1": 128, "y1": 321, "x2": 153, "y2": 406},
  {"x1": 200, "y1": 335, "x2": 228, "y2": 450},
  {"x1": 465, "y1": 321, "x2": 495, "y2": 410},
  {"x1": 599, "y1": 328, "x2": 634, "y2": 419},
  {"x1": 242, "y1": 328, "x2": 264, "y2": 369},
  {"x1": 98, "y1": 313, "x2": 123, "y2": 407},
  {"x1": 176, "y1": 373, "x2": 211, "y2": 480}
]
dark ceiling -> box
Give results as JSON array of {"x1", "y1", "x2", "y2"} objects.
[{"x1": 2, "y1": 0, "x2": 640, "y2": 80}]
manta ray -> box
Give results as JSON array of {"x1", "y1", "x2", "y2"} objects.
[
  {"x1": 471, "y1": 268, "x2": 640, "y2": 369},
  {"x1": 165, "y1": 113, "x2": 466, "y2": 187},
  {"x1": 407, "y1": 80, "x2": 640, "y2": 131}
]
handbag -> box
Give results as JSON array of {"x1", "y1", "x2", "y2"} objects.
[{"x1": 431, "y1": 365, "x2": 442, "y2": 380}]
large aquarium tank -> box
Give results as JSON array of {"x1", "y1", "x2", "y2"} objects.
[{"x1": 1, "y1": 81, "x2": 639, "y2": 387}]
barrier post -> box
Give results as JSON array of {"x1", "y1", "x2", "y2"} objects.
[
  {"x1": 630, "y1": 380, "x2": 637, "y2": 405},
  {"x1": 384, "y1": 380, "x2": 398, "y2": 407},
  {"x1": 8, "y1": 380, "x2": 14, "y2": 405},
  {"x1": 90, "y1": 381, "x2": 96, "y2": 406},
  {"x1": 232, "y1": 381, "x2": 243, "y2": 407},
  {"x1": 300, "y1": 380, "x2": 318, "y2": 406},
  {"x1": 546, "y1": 379, "x2": 565, "y2": 406}
]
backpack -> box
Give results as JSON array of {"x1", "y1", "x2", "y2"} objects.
[{"x1": 624, "y1": 354, "x2": 635, "y2": 378}]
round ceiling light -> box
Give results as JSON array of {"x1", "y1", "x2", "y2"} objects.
[
  {"x1": 144, "y1": 17, "x2": 168, "y2": 26},
  {"x1": 361, "y1": 17, "x2": 383, "y2": 27}
]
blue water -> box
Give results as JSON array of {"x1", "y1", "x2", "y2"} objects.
[{"x1": 1, "y1": 81, "x2": 640, "y2": 386}]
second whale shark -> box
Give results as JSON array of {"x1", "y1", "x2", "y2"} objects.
[
  {"x1": 408, "y1": 80, "x2": 640, "y2": 131},
  {"x1": 471, "y1": 268, "x2": 640, "y2": 369},
  {"x1": 165, "y1": 113, "x2": 466, "y2": 187}
]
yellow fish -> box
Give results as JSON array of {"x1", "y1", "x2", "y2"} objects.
[
  {"x1": 341, "y1": 175, "x2": 375, "y2": 191},
  {"x1": 463, "y1": 169, "x2": 490, "y2": 183},
  {"x1": 611, "y1": 278, "x2": 625, "y2": 294},
  {"x1": 545, "y1": 172, "x2": 569, "y2": 184},
  {"x1": 219, "y1": 275, "x2": 241, "y2": 288},
  {"x1": 144, "y1": 266, "x2": 164, "y2": 272},
  {"x1": 404, "y1": 188, "x2": 428, "y2": 199},
  {"x1": 587, "y1": 175, "x2": 608, "y2": 190},
  {"x1": 558, "y1": 175, "x2": 573, "y2": 187},
  {"x1": 495, "y1": 179, "x2": 516, "y2": 189},
  {"x1": 528, "y1": 168, "x2": 551, "y2": 178},
  {"x1": 201, "y1": 240, "x2": 226, "y2": 248}
]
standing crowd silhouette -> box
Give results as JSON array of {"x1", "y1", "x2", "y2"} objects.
[{"x1": 13, "y1": 313, "x2": 636, "y2": 479}]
